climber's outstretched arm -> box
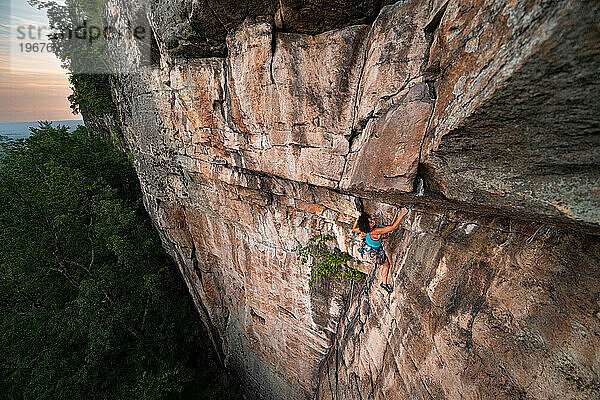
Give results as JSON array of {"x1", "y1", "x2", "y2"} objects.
[
  {"x1": 371, "y1": 208, "x2": 408, "y2": 235},
  {"x1": 352, "y1": 215, "x2": 362, "y2": 233}
]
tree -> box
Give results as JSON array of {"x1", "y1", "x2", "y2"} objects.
[{"x1": 0, "y1": 123, "x2": 240, "y2": 399}]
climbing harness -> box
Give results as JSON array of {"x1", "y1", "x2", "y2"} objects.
[
  {"x1": 358, "y1": 239, "x2": 387, "y2": 266},
  {"x1": 358, "y1": 230, "x2": 388, "y2": 267}
]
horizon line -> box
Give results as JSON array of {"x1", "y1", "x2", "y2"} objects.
[{"x1": 0, "y1": 118, "x2": 84, "y2": 124}]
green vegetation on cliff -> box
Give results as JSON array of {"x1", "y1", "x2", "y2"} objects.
[
  {"x1": 0, "y1": 124, "x2": 240, "y2": 399},
  {"x1": 68, "y1": 73, "x2": 116, "y2": 116},
  {"x1": 295, "y1": 234, "x2": 365, "y2": 286}
]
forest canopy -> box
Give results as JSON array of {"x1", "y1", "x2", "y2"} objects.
[{"x1": 0, "y1": 124, "x2": 239, "y2": 399}]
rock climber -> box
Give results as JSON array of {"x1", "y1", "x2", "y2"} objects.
[{"x1": 352, "y1": 208, "x2": 408, "y2": 293}]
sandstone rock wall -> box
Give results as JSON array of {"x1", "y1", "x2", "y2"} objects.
[
  {"x1": 318, "y1": 210, "x2": 600, "y2": 399},
  {"x1": 88, "y1": 0, "x2": 600, "y2": 398},
  {"x1": 421, "y1": 0, "x2": 600, "y2": 230}
]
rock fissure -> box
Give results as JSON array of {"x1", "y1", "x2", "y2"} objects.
[
  {"x1": 352, "y1": 372, "x2": 365, "y2": 400},
  {"x1": 418, "y1": 0, "x2": 447, "y2": 168},
  {"x1": 370, "y1": 340, "x2": 391, "y2": 396},
  {"x1": 339, "y1": 21, "x2": 373, "y2": 188},
  {"x1": 348, "y1": 21, "x2": 372, "y2": 135},
  {"x1": 179, "y1": 205, "x2": 227, "y2": 366},
  {"x1": 403, "y1": 341, "x2": 435, "y2": 400},
  {"x1": 278, "y1": 305, "x2": 298, "y2": 319},
  {"x1": 269, "y1": 24, "x2": 277, "y2": 85}
]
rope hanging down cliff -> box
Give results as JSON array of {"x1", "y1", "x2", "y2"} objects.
[
  {"x1": 313, "y1": 208, "x2": 408, "y2": 399},
  {"x1": 313, "y1": 260, "x2": 376, "y2": 400}
]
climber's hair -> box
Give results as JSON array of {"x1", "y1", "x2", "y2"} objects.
[{"x1": 357, "y1": 212, "x2": 372, "y2": 233}]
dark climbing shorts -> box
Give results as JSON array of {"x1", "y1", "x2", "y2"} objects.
[{"x1": 358, "y1": 241, "x2": 386, "y2": 266}]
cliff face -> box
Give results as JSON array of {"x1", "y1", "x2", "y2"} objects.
[{"x1": 90, "y1": 0, "x2": 600, "y2": 398}]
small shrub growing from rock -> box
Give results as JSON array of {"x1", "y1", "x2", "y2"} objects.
[{"x1": 295, "y1": 234, "x2": 365, "y2": 286}]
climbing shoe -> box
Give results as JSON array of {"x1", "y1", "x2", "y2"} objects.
[{"x1": 380, "y1": 283, "x2": 393, "y2": 294}]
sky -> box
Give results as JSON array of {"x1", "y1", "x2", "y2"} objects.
[{"x1": 0, "y1": 0, "x2": 79, "y2": 122}]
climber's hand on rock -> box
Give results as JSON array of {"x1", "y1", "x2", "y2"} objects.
[
  {"x1": 391, "y1": 208, "x2": 408, "y2": 229},
  {"x1": 395, "y1": 207, "x2": 408, "y2": 222}
]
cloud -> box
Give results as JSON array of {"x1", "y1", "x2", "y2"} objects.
[
  {"x1": 9, "y1": 15, "x2": 48, "y2": 26},
  {"x1": 0, "y1": 83, "x2": 76, "y2": 121},
  {"x1": 0, "y1": 0, "x2": 83, "y2": 122},
  {"x1": 0, "y1": 68, "x2": 74, "y2": 122}
]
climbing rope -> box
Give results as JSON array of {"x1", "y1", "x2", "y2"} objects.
[
  {"x1": 313, "y1": 261, "x2": 377, "y2": 400},
  {"x1": 313, "y1": 209, "x2": 405, "y2": 398}
]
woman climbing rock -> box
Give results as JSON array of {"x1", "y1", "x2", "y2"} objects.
[{"x1": 352, "y1": 208, "x2": 408, "y2": 293}]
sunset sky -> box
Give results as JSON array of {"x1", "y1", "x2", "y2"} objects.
[{"x1": 0, "y1": 0, "x2": 78, "y2": 122}]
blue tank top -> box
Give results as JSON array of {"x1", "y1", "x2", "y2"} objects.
[{"x1": 365, "y1": 232, "x2": 382, "y2": 247}]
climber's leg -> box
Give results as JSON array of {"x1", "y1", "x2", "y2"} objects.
[
  {"x1": 379, "y1": 252, "x2": 393, "y2": 293},
  {"x1": 380, "y1": 258, "x2": 390, "y2": 285}
]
